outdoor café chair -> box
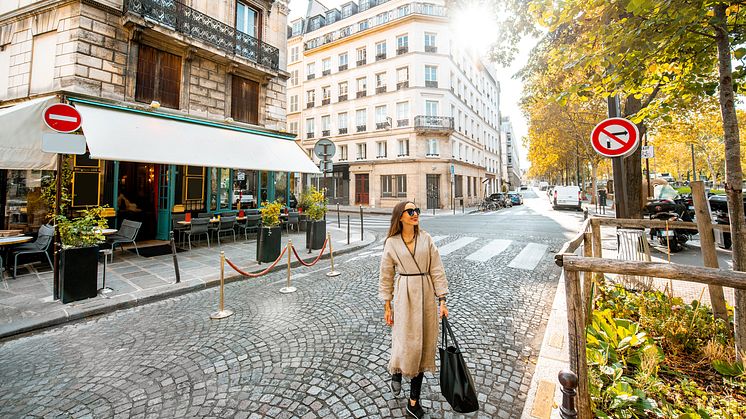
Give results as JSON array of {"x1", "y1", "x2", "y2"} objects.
[
  {"x1": 11, "y1": 224, "x2": 54, "y2": 278},
  {"x1": 171, "y1": 213, "x2": 188, "y2": 245},
  {"x1": 216, "y1": 216, "x2": 237, "y2": 245},
  {"x1": 197, "y1": 212, "x2": 212, "y2": 219},
  {"x1": 186, "y1": 218, "x2": 210, "y2": 250},
  {"x1": 241, "y1": 215, "x2": 261, "y2": 240},
  {"x1": 284, "y1": 211, "x2": 300, "y2": 233},
  {"x1": 105, "y1": 220, "x2": 142, "y2": 262}
]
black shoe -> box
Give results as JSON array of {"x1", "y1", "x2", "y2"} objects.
[
  {"x1": 389, "y1": 374, "x2": 402, "y2": 397},
  {"x1": 406, "y1": 400, "x2": 426, "y2": 419}
]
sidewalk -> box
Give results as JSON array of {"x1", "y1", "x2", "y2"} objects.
[
  {"x1": 331, "y1": 204, "x2": 478, "y2": 216},
  {"x1": 0, "y1": 226, "x2": 376, "y2": 340}
]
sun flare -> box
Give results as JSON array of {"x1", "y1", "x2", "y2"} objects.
[{"x1": 451, "y1": 4, "x2": 499, "y2": 56}]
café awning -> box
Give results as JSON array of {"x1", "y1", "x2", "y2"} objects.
[
  {"x1": 0, "y1": 96, "x2": 58, "y2": 170},
  {"x1": 73, "y1": 101, "x2": 320, "y2": 174}
]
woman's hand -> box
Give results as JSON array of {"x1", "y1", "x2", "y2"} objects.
[
  {"x1": 439, "y1": 301, "x2": 449, "y2": 319},
  {"x1": 384, "y1": 302, "x2": 394, "y2": 326}
]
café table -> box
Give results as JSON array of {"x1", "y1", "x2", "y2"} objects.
[
  {"x1": 0, "y1": 235, "x2": 33, "y2": 279},
  {"x1": 177, "y1": 216, "x2": 246, "y2": 225}
]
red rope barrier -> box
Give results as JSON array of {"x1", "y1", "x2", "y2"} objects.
[
  {"x1": 225, "y1": 246, "x2": 287, "y2": 278},
  {"x1": 291, "y1": 237, "x2": 329, "y2": 267}
]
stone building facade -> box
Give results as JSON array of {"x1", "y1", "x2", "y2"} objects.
[{"x1": 287, "y1": 0, "x2": 502, "y2": 209}]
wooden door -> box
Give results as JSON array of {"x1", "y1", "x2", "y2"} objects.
[{"x1": 355, "y1": 174, "x2": 369, "y2": 205}]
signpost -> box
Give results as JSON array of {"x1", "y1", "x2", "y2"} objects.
[{"x1": 43, "y1": 103, "x2": 82, "y2": 133}]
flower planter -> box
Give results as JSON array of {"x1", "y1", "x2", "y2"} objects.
[
  {"x1": 298, "y1": 214, "x2": 309, "y2": 231},
  {"x1": 305, "y1": 220, "x2": 326, "y2": 250},
  {"x1": 257, "y1": 226, "x2": 282, "y2": 263},
  {"x1": 60, "y1": 246, "x2": 99, "y2": 303}
]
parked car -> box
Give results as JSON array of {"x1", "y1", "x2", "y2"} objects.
[
  {"x1": 552, "y1": 185, "x2": 582, "y2": 211},
  {"x1": 487, "y1": 192, "x2": 511, "y2": 208},
  {"x1": 539, "y1": 181, "x2": 549, "y2": 191},
  {"x1": 508, "y1": 192, "x2": 523, "y2": 205},
  {"x1": 520, "y1": 184, "x2": 528, "y2": 191}
]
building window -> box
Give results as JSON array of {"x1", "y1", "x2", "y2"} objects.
[
  {"x1": 231, "y1": 75, "x2": 260, "y2": 124},
  {"x1": 397, "y1": 139, "x2": 409, "y2": 157},
  {"x1": 306, "y1": 62, "x2": 315, "y2": 79},
  {"x1": 427, "y1": 139, "x2": 439, "y2": 156},
  {"x1": 375, "y1": 72, "x2": 386, "y2": 93},
  {"x1": 338, "y1": 81, "x2": 348, "y2": 101},
  {"x1": 356, "y1": 109, "x2": 367, "y2": 132},
  {"x1": 322, "y1": 57, "x2": 331, "y2": 75},
  {"x1": 455, "y1": 175, "x2": 463, "y2": 197},
  {"x1": 396, "y1": 102, "x2": 409, "y2": 127},
  {"x1": 396, "y1": 34, "x2": 408, "y2": 54},
  {"x1": 292, "y1": 20, "x2": 303, "y2": 36},
  {"x1": 356, "y1": 47, "x2": 367, "y2": 65},
  {"x1": 306, "y1": 118, "x2": 315, "y2": 138},
  {"x1": 136, "y1": 44, "x2": 182, "y2": 109},
  {"x1": 321, "y1": 115, "x2": 331, "y2": 136},
  {"x1": 290, "y1": 69, "x2": 299, "y2": 86},
  {"x1": 306, "y1": 90, "x2": 315, "y2": 108},
  {"x1": 376, "y1": 141, "x2": 387, "y2": 158},
  {"x1": 338, "y1": 112, "x2": 348, "y2": 134},
  {"x1": 356, "y1": 77, "x2": 367, "y2": 98},
  {"x1": 375, "y1": 41, "x2": 386, "y2": 60},
  {"x1": 381, "y1": 175, "x2": 407, "y2": 197},
  {"x1": 339, "y1": 52, "x2": 348, "y2": 70},
  {"x1": 425, "y1": 65, "x2": 438, "y2": 88},
  {"x1": 30, "y1": 32, "x2": 57, "y2": 94},
  {"x1": 289, "y1": 121, "x2": 298, "y2": 135},
  {"x1": 356, "y1": 143, "x2": 367, "y2": 160},
  {"x1": 359, "y1": 19, "x2": 369, "y2": 31},
  {"x1": 290, "y1": 46, "x2": 299, "y2": 62},
  {"x1": 424, "y1": 32, "x2": 437, "y2": 52},
  {"x1": 322, "y1": 85, "x2": 331, "y2": 104},
  {"x1": 396, "y1": 174, "x2": 407, "y2": 197},
  {"x1": 339, "y1": 144, "x2": 348, "y2": 160},
  {"x1": 342, "y1": 4, "x2": 353, "y2": 17},
  {"x1": 375, "y1": 105, "x2": 388, "y2": 129},
  {"x1": 425, "y1": 100, "x2": 439, "y2": 117},
  {"x1": 236, "y1": 1, "x2": 259, "y2": 38}
]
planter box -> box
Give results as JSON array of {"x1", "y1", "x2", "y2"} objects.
[
  {"x1": 60, "y1": 246, "x2": 99, "y2": 304},
  {"x1": 257, "y1": 226, "x2": 282, "y2": 263},
  {"x1": 306, "y1": 220, "x2": 326, "y2": 250},
  {"x1": 299, "y1": 214, "x2": 309, "y2": 231}
]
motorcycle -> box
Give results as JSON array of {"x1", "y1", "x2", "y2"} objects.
[{"x1": 644, "y1": 186, "x2": 696, "y2": 252}]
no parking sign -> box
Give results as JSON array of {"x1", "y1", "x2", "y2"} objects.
[{"x1": 590, "y1": 117, "x2": 640, "y2": 158}]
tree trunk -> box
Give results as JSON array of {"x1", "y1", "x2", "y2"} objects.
[
  {"x1": 623, "y1": 96, "x2": 644, "y2": 219},
  {"x1": 714, "y1": 3, "x2": 746, "y2": 359}
]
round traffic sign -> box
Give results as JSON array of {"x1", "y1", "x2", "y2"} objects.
[
  {"x1": 313, "y1": 138, "x2": 335, "y2": 159},
  {"x1": 590, "y1": 117, "x2": 640, "y2": 158},
  {"x1": 43, "y1": 103, "x2": 82, "y2": 133}
]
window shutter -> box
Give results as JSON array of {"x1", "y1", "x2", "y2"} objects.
[
  {"x1": 232, "y1": 76, "x2": 260, "y2": 125},
  {"x1": 135, "y1": 44, "x2": 157, "y2": 104},
  {"x1": 158, "y1": 49, "x2": 182, "y2": 109}
]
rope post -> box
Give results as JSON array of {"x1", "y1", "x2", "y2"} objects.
[
  {"x1": 337, "y1": 203, "x2": 340, "y2": 228},
  {"x1": 280, "y1": 240, "x2": 297, "y2": 293},
  {"x1": 326, "y1": 232, "x2": 341, "y2": 277},
  {"x1": 210, "y1": 251, "x2": 234, "y2": 319},
  {"x1": 347, "y1": 215, "x2": 350, "y2": 245},
  {"x1": 558, "y1": 370, "x2": 578, "y2": 419}
]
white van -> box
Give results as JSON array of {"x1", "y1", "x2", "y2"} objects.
[
  {"x1": 552, "y1": 185, "x2": 582, "y2": 211},
  {"x1": 539, "y1": 181, "x2": 549, "y2": 191}
]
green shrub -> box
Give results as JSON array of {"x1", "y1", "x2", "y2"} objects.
[
  {"x1": 260, "y1": 200, "x2": 282, "y2": 227},
  {"x1": 55, "y1": 206, "x2": 109, "y2": 248}
]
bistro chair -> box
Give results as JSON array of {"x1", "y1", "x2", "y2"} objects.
[
  {"x1": 283, "y1": 211, "x2": 300, "y2": 233},
  {"x1": 171, "y1": 213, "x2": 189, "y2": 245},
  {"x1": 215, "y1": 216, "x2": 237, "y2": 245},
  {"x1": 105, "y1": 220, "x2": 142, "y2": 262},
  {"x1": 186, "y1": 218, "x2": 211, "y2": 250},
  {"x1": 11, "y1": 224, "x2": 54, "y2": 278},
  {"x1": 241, "y1": 215, "x2": 261, "y2": 240},
  {"x1": 197, "y1": 212, "x2": 212, "y2": 219}
]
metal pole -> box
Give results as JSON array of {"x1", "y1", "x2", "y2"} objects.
[
  {"x1": 53, "y1": 153, "x2": 62, "y2": 300},
  {"x1": 170, "y1": 230, "x2": 180, "y2": 283},
  {"x1": 326, "y1": 232, "x2": 340, "y2": 277},
  {"x1": 608, "y1": 95, "x2": 627, "y2": 219},
  {"x1": 359, "y1": 205, "x2": 363, "y2": 241},
  {"x1": 210, "y1": 251, "x2": 233, "y2": 319},
  {"x1": 347, "y1": 215, "x2": 350, "y2": 245},
  {"x1": 645, "y1": 132, "x2": 652, "y2": 198},
  {"x1": 280, "y1": 240, "x2": 297, "y2": 293},
  {"x1": 337, "y1": 203, "x2": 340, "y2": 228}
]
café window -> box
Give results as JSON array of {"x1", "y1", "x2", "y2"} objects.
[
  {"x1": 136, "y1": 44, "x2": 182, "y2": 109},
  {"x1": 231, "y1": 75, "x2": 260, "y2": 124},
  {"x1": 4, "y1": 169, "x2": 54, "y2": 233}
]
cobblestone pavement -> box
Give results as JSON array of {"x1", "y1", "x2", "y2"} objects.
[{"x1": 0, "y1": 227, "x2": 566, "y2": 418}]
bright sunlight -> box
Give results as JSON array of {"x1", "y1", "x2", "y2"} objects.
[{"x1": 450, "y1": 3, "x2": 499, "y2": 56}]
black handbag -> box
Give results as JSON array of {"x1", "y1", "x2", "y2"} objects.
[{"x1": 439, "y1": 317, "x2": 479, "y2": 413}]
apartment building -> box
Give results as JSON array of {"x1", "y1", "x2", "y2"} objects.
[
  {"x1": 0, "y1": 0, "x2": 318, "y2": 240},
  {"x1": 501, "y1": 116, "x2": 521, "y2": 190},
  {"x1": 287, "y1": 0, "x2": 501, "y2": 209}
]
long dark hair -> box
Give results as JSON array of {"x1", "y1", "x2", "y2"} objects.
[{"x1": 386, "y1": 200, "x2": 419, "y2": 239}]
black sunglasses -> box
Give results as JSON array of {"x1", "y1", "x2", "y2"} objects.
[{"x1": 403, "y1": 208, "x2": 421, "y2": 216}]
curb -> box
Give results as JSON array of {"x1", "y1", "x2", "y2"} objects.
[{"x1": 0, "y1": 233, "x2": 378, "y2": 341}]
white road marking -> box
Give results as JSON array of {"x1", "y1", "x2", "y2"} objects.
[
  {"x1": 431, "y1": 235, "x2": 448, "y2": 243},
  {"x1": 438, "y1": 237, "x2": 478, "y2": 256},
  {"x1": 465, "y1": 239, "x2": 512, "y2": 262},
  {"x1": 508, "y1": 243, "x2": 548, "y2": 270}
]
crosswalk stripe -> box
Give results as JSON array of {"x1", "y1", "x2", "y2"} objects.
[
  {"x1": 465, "y1": 239, "x2": 512, "y2": 262},
  {"x1": 438, "y1": 237, "x2": 478, "y2": 256},
  {"x1": 507, "y1": 243, "x2": 548, "y2": 270},
  {"x1": 431, "y1": 235, "x2": 448, "y2": 243}
]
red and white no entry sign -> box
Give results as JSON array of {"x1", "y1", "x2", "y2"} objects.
[
  {"x1": 43, "y1": 103, "x2": 82, "y2": 133},
  {"x1": 590, "y1": 117, "x2": 640, "y2": 158}
]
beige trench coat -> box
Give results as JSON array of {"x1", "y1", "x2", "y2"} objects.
[{"x1": 378, "y1": 231, "x2": 449, "y2": 377}]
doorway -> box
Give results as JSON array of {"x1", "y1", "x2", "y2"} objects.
[
  {"x1": 426, "y1": 174, "x2": 440, "y2": 209},
  {"x1": 355, "y1": 173, "x2": 369, "y2": 205},
  {"x1": 117, "y1": 162, "x2": 158, "y2": 240}
]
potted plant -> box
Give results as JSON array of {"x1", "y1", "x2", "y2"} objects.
[
  {"x1": 305, "y1": 186, "x2": 327, "y2": 250},
  {"x1": 297, "y1": 189, "x2": 314, "y2": 231},
  {"x1": 257, "y1": 200, "x2": 283, "y2": 262},
  {"x1": 55, "y1": 207, "x2": 108, "y2": 303}
]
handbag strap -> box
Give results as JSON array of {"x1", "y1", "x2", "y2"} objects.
[{"x1": 441, "y1": 317, "x2": 460, "y2": 352}]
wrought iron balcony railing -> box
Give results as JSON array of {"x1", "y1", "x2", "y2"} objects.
[
  {"x1": 414, "y1": 115, "x2": 454, "y2": 131},
  {"x1": 125, "y1": 0, "x2": 279, "y2": 71}
]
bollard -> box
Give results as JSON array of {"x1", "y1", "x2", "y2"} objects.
[
  {"x1": 337, "y1": 203, "x2": 340, "y2": 228},
  {"x1": 210, "y1": 251, "x2": 234, "y2": 319},
  {"x1": 280, "y1": 240, "x2": 297, "y2": 293},
  {"x1": 326, "y1": 232, "x2": 341, "y2": 277},
  {"x1": 170, "y1": 230, "x2": 181, "y2": 283},
  {"x1": 360, "y1": 206, "x2": 364, "y2": 241},
  {"x1": 347, "y1": 215, "x2": 350, "y2": 245},
  {"x1": 558, "y1": 370, "x2": 578, "y2": 419}
]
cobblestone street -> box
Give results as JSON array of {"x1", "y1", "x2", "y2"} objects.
[{"x1": 0, "y1": 205, "x2": 571, "y2": 418}]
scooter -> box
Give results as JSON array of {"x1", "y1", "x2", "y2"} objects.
[{"x1": 644, "y1": 194, "x2": 696, "y2": 252}]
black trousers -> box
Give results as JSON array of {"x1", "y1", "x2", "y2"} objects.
[{"x1": 393, "y1": 372, "x2": 425, "y2": 400}]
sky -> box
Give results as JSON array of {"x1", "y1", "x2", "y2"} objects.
[{"x1": 287, "y1": 0, "x2": 534, "y2": 170}]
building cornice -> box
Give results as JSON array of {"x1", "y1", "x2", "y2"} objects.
[{"x1": 0, "y1": 0, "x2": 76, "y2": 24}]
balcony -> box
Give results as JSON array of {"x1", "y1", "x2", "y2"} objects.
[
  {"x1": 322, "y1": 130, "x2": 330, "y2": 136},
  {"x1": 339, "y1": 64, "x2": 348, "y2": 71},
  {"x1": 414, "y1": 115, "x2": 454, "y2": 133},
  {"x1": 306, "y1": 102, "x2": 314, "y2": 109},
  {"x1": 338, "y1": 128, "x2": 348, "y2": 134},
  {"x1": 322, "y1": 98, "x2": 330, "y2": 105},
  {"x1": 376, "y1": 53, "x2": 387, "y2": 61},
  {"x1": 338, "y1": 94, "x2": 347, "y2": 102},
  {"x1": 356, "y1": 59, "x2": 366, "y2": 66},
  {"x1": 322, "y1": 69, "x2": 331, "y2": 76},
  {"x1": 307, "y1": 74, "x2": 316, "y2": 80},
  {"x1": 425, "y1": 45, "x2": 437, "y2": 53},
  {"x1": 307, "y1": 132, "x2": 314, "y2": 139},
  {"x1": 397, "y1": 118, "x2": 409, "y2": 127},
  {"x1": 397, "y1": 46, "x2": 408, "y2": 55},
  {"x1": 376, "y1": 86, "x2": 387, "y2": 94},
  {"x1": 125, "y1": 0, "x2": 280, "y2": 71},
  {"x1": 397, "y1": 81, "x2": 409, "y2": 90},
  {"x1": 357, "y1": 91, "x2": 367, "y2": 98},
  {"x1": 356, "y1": 125, "x2": 366, "y2": 132},
  {"x1": 425, "y1": 80, "x2": 438, "y2": 88},
  {"x1": 376, "y1": 122, "x2": 389, "y2": 130}
]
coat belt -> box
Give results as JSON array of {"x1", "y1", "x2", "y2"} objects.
[{"x1": 399, "y1": 272, "x2": 428, "y2": 276}]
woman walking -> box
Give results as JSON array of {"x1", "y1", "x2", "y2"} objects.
[{"x1": 379, "y1": 201, "x2": 449, "y2": 418}]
